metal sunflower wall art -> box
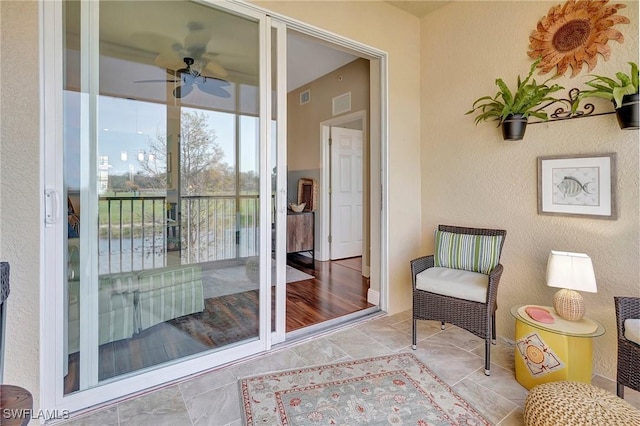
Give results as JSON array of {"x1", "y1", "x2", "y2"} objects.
[{"x1": 528, "y1": 0, "x2": 630, "y2": 78}]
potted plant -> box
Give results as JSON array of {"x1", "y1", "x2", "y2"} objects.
[
  {"x1": 466, "y1": 58, "x2": 565, "y2": 140},
  {"x1": 574, "y1": 62, "x2": 639, "y2": 130},
  {"x1": 167, "y1": 236, "x2": 181, "y2": 251}
]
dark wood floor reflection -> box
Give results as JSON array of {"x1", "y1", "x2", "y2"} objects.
[
  {"x1": 64, "y1": 256, "x2": 372, "y2": 394},
  {"x1": 286, "y1": 254, "x2": 372, "y2": 331}
]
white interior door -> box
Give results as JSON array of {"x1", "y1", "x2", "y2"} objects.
[{"x1": 330, "y1": 127, "x2": 363, "y2": 260}]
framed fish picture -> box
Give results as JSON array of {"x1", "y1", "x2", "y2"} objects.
[{"x1": 537, "y1": 153, "x2": 616, "y2": 219}]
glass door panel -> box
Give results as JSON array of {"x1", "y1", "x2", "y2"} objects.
[{"x1": 62, "y1": 0, "x2": 264, "y2": 394}]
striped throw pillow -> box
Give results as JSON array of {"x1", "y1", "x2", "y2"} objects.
[{"x1": 433, "y1": 230, "x2": 503, "y2": 274}]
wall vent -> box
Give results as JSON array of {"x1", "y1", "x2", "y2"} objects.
[
  {"x1": 300, "y1": 90, "x2": 310, "y2": 105},
  {"x1": 332, "y1": 92, "x2": 351, "y2": 116}
]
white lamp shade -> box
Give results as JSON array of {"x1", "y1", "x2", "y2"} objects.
[{"x1": 546, "y1": 250, "x2": 597, "y2": 293}]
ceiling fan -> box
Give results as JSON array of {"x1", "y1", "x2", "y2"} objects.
[
  {"x1": 136, "y1": 57, "x2": 231, "y2": 99},
  {"x1": 132, "y1": 22, "x2": 232, "y2": 98}
]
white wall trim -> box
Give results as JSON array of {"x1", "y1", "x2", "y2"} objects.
[
  {"x1": 367, "y1": 289, "x2": 380, "y2": 306},
  {"x1": 319, "y1": 110, "x2": 367, "y2": 262}
]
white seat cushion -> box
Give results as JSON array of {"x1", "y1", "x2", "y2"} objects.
[
  {"x1": 415, "y1": 267, "x2": 488, "y2": 303},
  {"x1": 624, "y1": 319, "x2": 640, "y2": 345}
]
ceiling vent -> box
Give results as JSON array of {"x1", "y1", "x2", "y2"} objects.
[
  {"x1": 300, "y1": 90, "x2": 310, "y2": 105},
  {"x1": 332, "y1": 92, "x2": 351, "y2": 116}
]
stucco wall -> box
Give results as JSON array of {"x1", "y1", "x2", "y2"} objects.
[
  {"x1": 420, "y1": 1, "x2": 639, "y2": 380},
  {"x1": 260, "y1": 0, "x2": 422, "y2": 314},
  {"x1": 0, "y1": 0, "x2": 41, "y2": 410}
]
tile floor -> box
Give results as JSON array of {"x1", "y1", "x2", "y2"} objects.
[{"x1": 58, "y1": 310, "x2": 640, "y2": 426}]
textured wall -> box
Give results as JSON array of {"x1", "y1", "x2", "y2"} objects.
[
  {"x1": 0, "y1": 0, "x2": 41, "y2": 410},
  {"x1": 420, "y1": 1, "x2": 639, "y2": 380}
]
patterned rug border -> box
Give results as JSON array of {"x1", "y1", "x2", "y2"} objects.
[{"x1": 239, "y1": 352, "x2": 490, "y2": 426}]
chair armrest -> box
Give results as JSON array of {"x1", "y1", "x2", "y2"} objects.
[
  {"x1": 410, "y1": 255, "x2": 434, "y2": 289},
  {"x1": 486, "y1": 263, "x2": 504, "y2": 307},
  {"x1": 615, "y1": 297, "x2": 640, "y2": 339}
]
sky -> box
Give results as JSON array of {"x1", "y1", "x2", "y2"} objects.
[{"x1": 65, "y1": 92, "x2": 261, "y2": 189}]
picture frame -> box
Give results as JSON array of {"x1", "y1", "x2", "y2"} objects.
[
  {"x1": 297, "y1": 177, "x2": 318, "y2": 212},
  {"x1": 537, "y1": 153, "x2": 616, "y2": 219}
]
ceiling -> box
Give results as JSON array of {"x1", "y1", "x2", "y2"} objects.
[
  {"x1": 69, "y1": 1, "x2": 447, "y2": 100},
  {"x1": 288, "y1": 1, "x2": 451, "y2": 89},
  {"x1": 287, "y1": 32, "x2": 358, "y2": 91},
  {"x1": 385, "y1": 1, "x2": 449, "y2": 18}
]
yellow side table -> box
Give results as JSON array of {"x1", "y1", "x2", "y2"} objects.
[{"x1": 511, "y1": 305, "x2": 604, "y2": 390}]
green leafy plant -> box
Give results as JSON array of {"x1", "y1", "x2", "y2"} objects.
[
  {"x1": 574, "y1": 62, "x2": 639, "y2": 111},
  {"x1": 466, "y1": 58, "x2": 565, "y2": 125}
]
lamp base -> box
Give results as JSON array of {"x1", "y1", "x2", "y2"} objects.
[{"x1": 553, "y1": 289, "x2": 585, "y2": 321}]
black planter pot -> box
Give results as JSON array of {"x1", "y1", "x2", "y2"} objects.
[
  {"x1": 501, "y1": 114, "x2": 528, "y2": 141},
  {"x1": 615, "y1": 93, "x2": 639, "y2": 130}
]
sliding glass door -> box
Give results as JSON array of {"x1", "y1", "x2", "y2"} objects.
[{"x1": 44, "y1": 0, "x2": 286, "y2": 410}]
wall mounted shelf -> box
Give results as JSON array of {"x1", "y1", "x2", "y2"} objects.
[{"x1": 529, "y1": 88, "x2": 616, "y2": 125}]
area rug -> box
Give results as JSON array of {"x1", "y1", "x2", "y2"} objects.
[
  {"x1": 203, "y1": 265, "x2": 314, "y2": 299},
  {"x1": 239, "y1": 352, "x2": 490, "y2": 425}
]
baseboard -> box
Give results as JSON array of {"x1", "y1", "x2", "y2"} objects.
[
  {"x1": 362, "y1": 265, "x2": 370, "y2": 278},
  {"x1": 367, "y1": 288, "x2": 380, "y2": 306}
]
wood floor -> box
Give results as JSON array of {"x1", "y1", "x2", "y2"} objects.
[
  {"x1": 286, "y1": 254, "x2": 372, "y2": 331},
  {"x1": 64, "y1": 256, "x2": 372, "y2": 394}
]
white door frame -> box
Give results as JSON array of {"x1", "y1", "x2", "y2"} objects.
[
  {"x1": 233, "y1": 0, "x2": 389, "y2": 313},
  {"x1": 319, "y1": 111, "x2": 367, "y2": 263},
  {"x1": 271, "y1": 18, "x2": 288, "y2": 345}
]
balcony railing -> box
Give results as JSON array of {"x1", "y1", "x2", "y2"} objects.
[{"x1": 98, "y1": 195, "x2": 259, "y2": 274}]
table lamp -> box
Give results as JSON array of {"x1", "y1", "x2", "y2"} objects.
[{"x1": 546, "y1": 250, "x2": 597, "y2": 321}]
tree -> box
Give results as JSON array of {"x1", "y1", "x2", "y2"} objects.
[
  {"x1": 137, "y1": 110, "x2": 226, "y2": 194},
  {"x1": 136, "y1": 110, "x2": 232, "y2": 257},
  {"x1": 178, "y1": 111, "x2": 225, "y2": 195}
]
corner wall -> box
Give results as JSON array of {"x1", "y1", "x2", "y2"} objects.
[{"x1": 420, "y1": 1, "x2": 639, "y2": 380}]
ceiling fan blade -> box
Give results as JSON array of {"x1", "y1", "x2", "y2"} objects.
[
  {"x1": 154, "y1": 51, "x2": 186, "y2": 71},
  {"x1": 197, "y1": 80, "x2": 231, "y2": 98},
  {"x1": 134, "y1": 79, "x2": 179, "y2": 83},
  {"x1": 203, "y1": 60, "x2": 229, "y2": 79},
  {"x1": 197, "y1": 75, "x2": 231, "y2": 88},
  {"x1": 174, "y1": 84, "x2": 193, "y2": 98},
  {"x1": 201, "y1": 53, "x2": 229, "y2": 78},
  {"x1": 184, "y1": 30, "x2": 211, "y2": 51},
  {"x1": 131, "y1": 32, "x2": 181, "y2": 54}
]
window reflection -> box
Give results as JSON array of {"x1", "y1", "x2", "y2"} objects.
[{"x1": 63, "y1": 0, "x2": 262, "y2": 394}]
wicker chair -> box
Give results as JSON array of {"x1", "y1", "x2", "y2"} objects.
[
  {"x1": 615, "y1": 296, "x2": 640, "y2": 398},
  {"x1": 411, "y1": 225, "x2": 506, "y2": 376}
]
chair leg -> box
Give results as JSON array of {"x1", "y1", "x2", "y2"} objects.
[
  {"x1": 484, "y1": 340, "x2": 491, "y2": 376},
  {"x1": 617, "y1": 382, "x2": 624, "y2": 398},
  {"x1": 491, "y1": 313, "x2": 497, "y2": 344},
  {"x1": 412, "y1": 317, "x2": 417, "y2": 350}
]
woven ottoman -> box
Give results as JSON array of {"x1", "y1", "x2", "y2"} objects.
[{"x1": 524, "y1": 381, "x2": 640, "y2": 425}]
